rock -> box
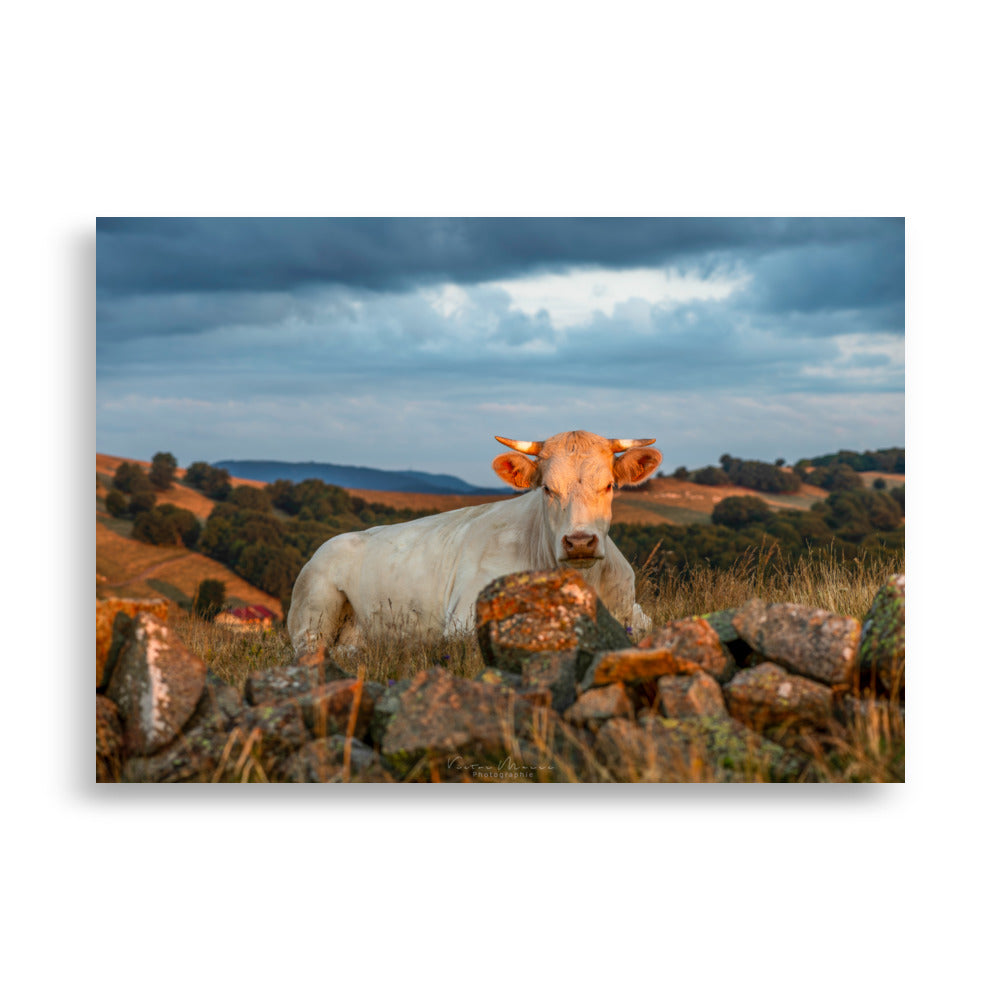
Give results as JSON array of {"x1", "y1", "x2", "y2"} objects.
[
  {"x1": 122, "y1": 726, "x2": 241, "y2": 782},
  {"x1": 594, "y1": 714, "x2": 810, "y2": 782},
  {"x1": 96, "y1": 695, "x2": 123, "y2": 782},
  {"x1": 859, "y1": 574, "x2": 905, "y2": 697},
  {"x1": 185, "y1": 672, "x2": 243, "y2": 733},
  {"x1": 369, "y1": 679, "x2": 413, "y2": 748},
  {"x1": 297, "y1": 678, "x2": 381, "y2": 742},
  {"x1": 657, "y1": 672, "x2": 727, "y2": 718},
  {"x1": 564, "y1": 683, "x2": 632, "y2": 726},
  {"x1": 245, "y1": 656, "x2": 349, "y2": 705},
  {"x1": 520, "y1": 651, "x2": 579, "y2": 712},
  {"x1": 232, "y1": 702, "x2": 310, "y2": 774},
  {"x1": 106, "y1": 612, "x2": 207, "y2": 756},
  {"x1": 95, "y1": 598, "x2": 169, "y2": 690},
  {"x1": 637, "y1": 617, "x2": 735, "y2": 681},
  {"x1": 274, "y1": 735, "x2": 380, "y2": 782},
  {"x1": 379, "y1": 667, "x2": 546, "y2": 779},
  {"x1": 476, "y1": 569, "x2": 631, "y2": 676},
  {"x1": 732, "y1": 598, "x2": 860, "y2": 688},
  {"x1": 581, "y1": 647, "x2": 706, "y2": 690},
  {"x1": 723, "y1": 662, "x2": 835, "y2": 737}
]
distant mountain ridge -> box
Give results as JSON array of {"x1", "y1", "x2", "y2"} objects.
[{"x1": 212, "y1": 459, "x2": 510, "y2": 495}]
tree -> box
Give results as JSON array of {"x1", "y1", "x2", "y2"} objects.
[
  {"x1": 113, "y1": 461, "x2": 149, "y2": 494},
  {"x1": 673, "y1": 466, "x2": 689, "y2": 481},
  {"x1": 194, "y1": 579, "x2": 226, "y2": 620},
  {"x1": 127, "y1": 486, "x2": 156, "y2": 515},
  {"x1": 203, "y1": 467, "x2": 232, "y2": 500},
  {"x1": 149, "y1": 451, "x2": 178, "y2": 490},
  {"x1": 873, "y1": 477, "x2": 887, "y2": 490},
  {"x1": 105, "y1": 489, "x2": 128, "y2": 518}
]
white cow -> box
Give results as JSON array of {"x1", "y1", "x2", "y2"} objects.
[{"x1": 286, "y1": 430, "x2": 662, "y2": 654}]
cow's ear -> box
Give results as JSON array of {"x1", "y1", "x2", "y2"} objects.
[
  {"x1": 492, "y1": 452, "x2": 539, "y2": 490},
  {"x1": 613, "y1": 447, "x2": 662, "y2": 486}
]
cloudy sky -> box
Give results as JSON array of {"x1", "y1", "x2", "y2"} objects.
[{"x1": 96, "y1": 218, "x2": 904, "y2": 488}]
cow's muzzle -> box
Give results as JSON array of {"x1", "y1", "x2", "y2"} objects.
[{"x1": 561, "y1": 532, "x2": 601, "y2": 563}]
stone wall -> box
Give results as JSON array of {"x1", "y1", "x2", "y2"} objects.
[{"x1": 96, "y1": 572, "x2": 904, "y2": 783}]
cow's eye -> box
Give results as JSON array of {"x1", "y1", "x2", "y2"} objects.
[
  {"x1": 542, "y1": 485, "x2": 551, "y2": 496},
  {"x1": 605, "y1": 484, "x2": 614, "y2": 493}
]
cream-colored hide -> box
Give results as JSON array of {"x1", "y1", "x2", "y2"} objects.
[{"x1": 286, "y1": 431, "x2": 661, "y2": 654}]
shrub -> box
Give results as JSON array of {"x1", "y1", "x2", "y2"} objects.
[
  {"x1": 194, "y1": 579, "x2": 227, "y2": 620},
  {"x1": 711, "y1": 495, "x2": 773, "y2": 528},
  {"x1": 127, "y1": 487, "x2": 156, "y2": 515}
]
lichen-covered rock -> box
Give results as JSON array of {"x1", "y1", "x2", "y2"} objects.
[
  {"x1": 121, "y1": 725, "x2": 241, "y2": 782},
  {"x1": 594, "y1": 714, "x2": 810, "y2": 782},
  {"x1": 274, "y1": 735, "x2": 380, "y2": 782},
  {"x1": 723, "y1": 662, "x2": 835, "y2": 736},
  {"x1": 369, "y1": 679, "x2": 412, "y2": 748},
  {"x1": 233, "y1": 701, "x2": 310, "y2": 774},
  {"x1": 96, "y1": 695, "x2": 123, "y2": 782},
  {"x1": 379, "y1": 667, "x2": 548, "y2": 779},
  {"x1": 475, "y1": 569, "x2": 631, "y2": 676},
  {"x1": 580, "y1": 647, "x2": 706, "y2": 690},
  {"x1": 96, "y1": 598, "x2": 169, "y2": 689},
  {"x1": 297, "y1": 679, "x2": 382, "y2": 742},
  {"x1": 657, "y1": 672, "x2": 727, "y2": 718},
  {"x1": 184, "y1": 672, "x2": 243, "y2": 734},
  {"x1": 520, "y1": 650, "x2": 579, "y2": 712},
  {"x1": 563, "y1": 683, "x2": 631, "y2": 726},
  {"x1": 245, "y1": 656, "x2": 349, "y2": 705},
  {"x1": 859, "y1": 574, "x2": 905, "y2": 697},
  {"x1": 637, "y1": 617, "x2": 735, "y2": 682},
  {"x1": 732, "y1": 598, "x2": 860, "y2": 688},
  {"x1": 106, "y1": 612, "x2": 207, "y2": 756}
]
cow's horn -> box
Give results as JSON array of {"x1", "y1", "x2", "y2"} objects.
[
  {"x1": 609, "y1": 438, "x2": 656, "y2": 452},
  {"x1": 495, "y1": 436, "x2": 542, "y2": 455}
]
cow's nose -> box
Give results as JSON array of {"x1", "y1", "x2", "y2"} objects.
[{"x1": 562, "y1": 532, "x2": 598, "y2": 559}]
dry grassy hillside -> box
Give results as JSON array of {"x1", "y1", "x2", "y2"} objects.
[{"x1": 96, "y1": 455, "x2": 281, "y2": 617}]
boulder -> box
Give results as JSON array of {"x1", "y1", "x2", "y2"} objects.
[
  {"x1": 563, "y1": 683, "x2": 632, "y2": 726},
  {"x1": 723, "y1": 662, "x2": 835, "y2": 737},
  {"x1": 184, "y1": 672, "x2": 243, "y2": 734},
  {"x1": 378, "y1": 667, "x2": 548, "y2": 779},
  {"x1": 657, "y1": 672, "x2": 727, "y2": 718},
  {"x1": 106, "y1": 612, "x2": 207, "y2": 756},
  {"x1": 476, "y1": 569, "x2": 630, "y2": 676},
  {"x1": 96, "y1": 597, "x2": 169, "y2": 689},
  {"x1": 520, "y1": 651, "x2": 579, "y2": 712},
  {"x1": 595, "y1": 714, "x2": 810, "y2": 782},
  {"x1": 96, "y1": 695, "x2": 123, "y2": 782},
  {"x1": 274, "y1": 735, "x2": 381, "y2": 782},
  {"x1": 580, "y1": 647, "x2": 706, "y2": 690},
  {"x1": 732, "y1": 598, "x2": 860, "y2": 688},
  {"x1": 859, "y1": 574, "x2": 905, "y2": 697},
  {"x1": 233, "y1": 701, "x2": 311, "y2": 774},
  {"x1": 122, "y1": 725, "x2": 241, "y2": 782},
  {"x1": 297, "y1": 678, "x2": 382, "y2": 742},
  {"x1": 637, "y1": 617, "x2": 735, "y2": 681},
  {"x1": 244, "y1": 656, "x2": 351, "y2": 705}
]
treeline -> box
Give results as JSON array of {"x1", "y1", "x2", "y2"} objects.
[
  {"x1": 102, "y1": 453, "x2": 437, "y2": 610},
  {"x1": 668, "y1": 454, "x2": 801, "y2": 493},
  {"x1": 610, "y1": 486, "x2": 904, "y2": 588},
  {"x1": 666, "y1": 447, "x2": 904, "y2": 494},
  {"x1": 796, "y1": 447, "x2": 904, "y2": 474}
]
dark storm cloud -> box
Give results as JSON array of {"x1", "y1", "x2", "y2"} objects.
[{"x1": 97, "y1": 217, "x2": 902, "y2": 303}]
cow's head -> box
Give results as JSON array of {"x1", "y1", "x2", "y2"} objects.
[{"x1": 492, "y1": 430, "x2": 662, "y2": 568}]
